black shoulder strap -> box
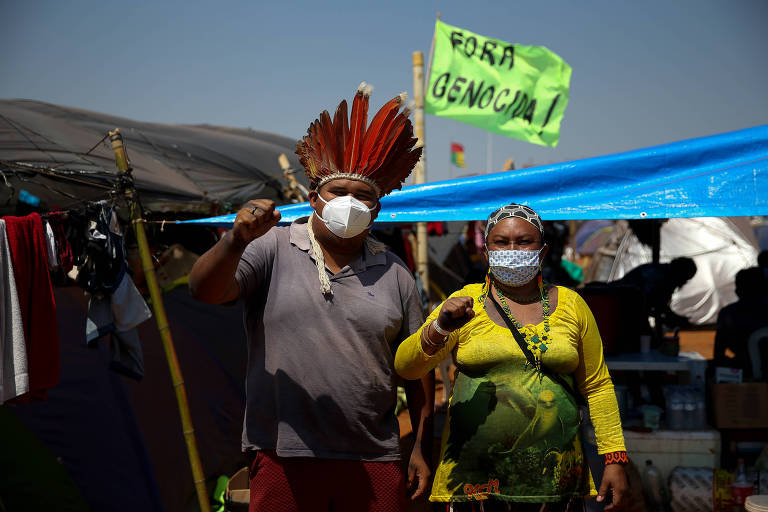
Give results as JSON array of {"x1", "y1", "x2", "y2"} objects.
[{"x1": 487, "y1": 290, "x2": 586, "y2": 407}]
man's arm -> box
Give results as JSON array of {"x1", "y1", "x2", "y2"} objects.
[
  {"x1": 404, "y1": 371, "x2": 434, "y2": 500},
  {"x1": 189, "y1": 199, "x2": 280, "y2": 304}
]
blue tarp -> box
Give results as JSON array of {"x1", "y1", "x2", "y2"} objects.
[{"x1": 180, "y1": 124, "x2": 768, "y2": 227}]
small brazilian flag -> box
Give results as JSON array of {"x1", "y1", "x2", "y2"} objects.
[{"x1": 450, "y1": 142, "x2": 466, "y2": 168}]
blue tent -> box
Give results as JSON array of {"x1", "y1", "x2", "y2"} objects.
[{"x1": 181, "y1": 124, "x2": 768, "y2": 227}]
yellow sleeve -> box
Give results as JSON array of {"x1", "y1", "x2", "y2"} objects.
[
  {"x1": 395, "y1": 299, "x2": 459, "y2": 380},
  {"x1": 570, "y1": 291, "x2": 626, "y2": 454}
]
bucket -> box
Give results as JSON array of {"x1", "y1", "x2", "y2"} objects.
[{"x1": 224, "y1": 467, "x2": 249, "y2": 512}]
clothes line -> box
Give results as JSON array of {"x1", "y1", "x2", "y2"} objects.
[
  {"x1": 175, "y1": 123, "x2": 768, "y2": 228},
  {"x1": 1, "y1": 201, "x2": 154, "y2": 404}
]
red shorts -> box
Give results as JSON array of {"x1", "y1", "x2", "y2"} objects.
[{"x1": 248, "y1": 450, "x2": 406, "y2": 512}]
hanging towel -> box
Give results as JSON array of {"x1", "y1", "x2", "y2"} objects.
[
  {"x1": 0, "y1": 220, "x2": 29, "y2": 403},
  {"x1": 3, "y1": 213, "x2": 60, "y2": 401}
]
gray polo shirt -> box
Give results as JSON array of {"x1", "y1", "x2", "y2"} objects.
[{"x1": 235, "y1": 217, "x2": 424, "y2": 461}]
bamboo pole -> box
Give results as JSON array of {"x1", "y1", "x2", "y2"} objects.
[
  {"x1": 109, "y1": 129, "x2": 212, "y2": 512},
  {"x1": 412, "y1": 52, "x2": 430, "y2": 306}
]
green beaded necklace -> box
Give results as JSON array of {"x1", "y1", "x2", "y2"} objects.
[{"x1": 494, "y1": 274, "x2": 551, "y2": 372}]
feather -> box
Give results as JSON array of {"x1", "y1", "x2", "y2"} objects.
[
  {"x1": 359, "y1": 94, "x2": 404, "y2": 173},
  {"x1": 319, "y1": 110, "x2": 338, "y2": 171},
  {"x1": 332, "y1": 100, "x2": 348, "y2": 172},
  {"x1": 297, "y1": 83, "x2": 419, "y2": 193},
  {"x1": 345, "y1": 88, "x2": 364, "y2": 171}
]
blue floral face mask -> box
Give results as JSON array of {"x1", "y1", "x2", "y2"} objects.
[{"x1": 487, "y1": 248, "x2": 543, "y2": 287}]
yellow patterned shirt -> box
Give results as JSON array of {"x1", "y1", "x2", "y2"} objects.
[{"x1": 395, "y1": 284, "x2": 625, "y2": 503}]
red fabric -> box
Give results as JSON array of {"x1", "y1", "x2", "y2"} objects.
[
  {"x1": 3, "y1": 213, "x2": 59, "y2": 401},
  {"x1": 427, "y1": 221, "x2": 444, "y2": 236},
  {"x1": 249, "y1": 450, "x2": 406, "y2": 512},
  {"x1": 450, "y1": 142, "x2": 464, "y2": 153},
  {"x1": 46, "y1": 211, "x2": 73, "y2": 272}
]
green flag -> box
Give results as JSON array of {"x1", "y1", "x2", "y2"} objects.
[{"x1": 426, "y1": 20, "x2": 572, "y2": 147}]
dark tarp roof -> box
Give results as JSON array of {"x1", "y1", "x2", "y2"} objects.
[{"x1": 0, "y1": 99, "x2": 307, "y2": 213}]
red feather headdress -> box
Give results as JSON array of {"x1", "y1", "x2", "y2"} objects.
[{"x1": 296, "y1": 83, "x2": 423, "y2": 197}]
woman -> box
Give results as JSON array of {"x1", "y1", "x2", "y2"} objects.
[{"x1": 395, "y1": 204, "x2": 628, "y2": 511}]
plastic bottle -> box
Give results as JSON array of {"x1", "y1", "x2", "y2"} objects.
[
  {"x1": 683, "y1": 386, "x2": 697, "y2": 430},
  {"x1": 642, "y1": 459, "x2": 667, "y2": 512},
  {"x1": 731, "y1": 458, "x2": 754, "y2": 510},
  {"x1": 666, "y1": 386, "x2": 685, "y2": 430},
  {"x1": 693, "y1": 377, "x2": 707, "y2": 429}
]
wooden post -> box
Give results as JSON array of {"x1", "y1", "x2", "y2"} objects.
[
  {"x1": 412, "y1": 52, "x2": 429, "y2": 304},
  {"x1": 109, "y1": 129, "x2": 212, "y2": 512}
]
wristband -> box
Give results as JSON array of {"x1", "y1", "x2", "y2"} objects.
[
  {"x1": 432, "y1": 319, "x2": 450, "y2": 337},
  {"x1": 421, "y1": 325, "x2": 447, "y2": 349},
  {"x1": 604, "y1": 451, "x2": 629, "y2": 466}
]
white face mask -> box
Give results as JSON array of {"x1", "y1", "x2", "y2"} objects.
[
  {"x1": 488, "y1": 248, "x2": 543, "y2": 287},
  {"x1": 316, "y1": 195, "x2": 376, "y2": 239}
]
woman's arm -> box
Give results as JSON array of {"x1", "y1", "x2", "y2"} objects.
[{"x1": 395, "y1": 296, "x2": 474, "y2": 380}]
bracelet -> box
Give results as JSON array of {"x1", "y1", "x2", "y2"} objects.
[
  {"x1": 421, "y1": 324, "x2": 447, "y2": 349},
  {"x1": 604, "y1": 451, "x2": 629, "y2": 466},
  {"x1": 432, "y1": 319, "x2": 451, "y2": 337}
]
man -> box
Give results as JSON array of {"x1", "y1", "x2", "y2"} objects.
[
  {"x1": 714, "y1": 267, "x2": 768, "y2": 377},
  {"x1": 190, "y1": 84, "x2": 433, "y2": 512}
]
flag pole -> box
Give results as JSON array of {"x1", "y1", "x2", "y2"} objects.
[
  {"x1": 412, "y1": 51, "x2": 429, "y2": 305},
  {"x1": 486, "y1": 133, "x2": 492, "y2": 173},
  {"x1": 109, "y1": 129, "x2": 212, "y2": 512}
]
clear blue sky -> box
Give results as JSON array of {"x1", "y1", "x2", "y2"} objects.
[{"x1": 1, "y1": 0, "x2": 766, "y2": 183}]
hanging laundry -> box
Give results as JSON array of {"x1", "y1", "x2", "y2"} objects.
[
  {"x1": 67, "y1": 202, "x2": 126, "y2": 294},
  {"x1": 80, "y1": 203, "x2": 151, "y2": 381},
  {"x1": 85, "y1": 278, "x2": 150, "y2": 381},
  {"x1": 0, "y1": 219, "x2": 29, "y2": 403},
  {"x1": 2, "y1": 213, "x2": 59, "y2": 402},
  {"x1": 44, "y1": 220, "x2": 59, "y2": 271},
  {"x1": 45, "y1": 211, "x2": 73, "y2": 273}
]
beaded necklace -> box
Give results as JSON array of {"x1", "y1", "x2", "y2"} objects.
[{"x1": 494, "y1": 274, "x2": 551, "y2": 372}]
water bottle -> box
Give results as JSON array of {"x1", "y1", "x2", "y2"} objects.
[
  {"x1": 693, "y1": 379, "x2": 707, "y2": 429},
  {"x1": 683, "y1": 386, "x2": 697, "y2": 430},
  {"x1": 731, "y1": 458, "x2": 754, "y2": 510},
  {"x1": 666, "y1": 386, "x2": 685, "y2": 430},
  {"x1": 642, "y1": 459, "x2": 667, "y2": 512}
]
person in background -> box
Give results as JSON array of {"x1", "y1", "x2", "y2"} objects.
[
  {"x1": 714, "y1": 267, "x2": 768, "y2": 378},
  {"x1": 189, "y1": 84, "x2": 433, "y2": 512},
  {"x1": 395, "y1": 203, "x2": 628, "y2": 511},
  {"x1": 611, "y1": 257, "x2": 697, "y2": 329},
  {"x1": 758, "y1": 250, "x2": 768, "y2": 279}
]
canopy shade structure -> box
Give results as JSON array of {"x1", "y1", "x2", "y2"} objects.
[
  {"x1": 181, "y1": 124, "x2": 768, "y2": 227},
  {"x1": 0, "y1": 99, "x2": 307, "y2": 213}
]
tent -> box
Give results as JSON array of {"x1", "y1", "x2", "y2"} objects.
[
  {"x1": 3, "y1": 286, "x2": 249, "y2": 512},
  {"x1": 0, "y1": 99, "x2": 308, "y2": 214},
  {"x1": 588, "y1": 217, "x2": 759, "y2": 325}
]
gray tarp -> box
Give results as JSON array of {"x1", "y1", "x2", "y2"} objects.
[{"x1": 0, "y1": 99, "x2": 306, "y2": 212}]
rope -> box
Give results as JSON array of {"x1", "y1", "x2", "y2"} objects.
[{"x1": 306, "y1": 213, "x2": 333, "y2": 295}]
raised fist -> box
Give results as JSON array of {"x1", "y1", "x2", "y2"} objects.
[
  {"x1": 231, "y1": 199, "x2": 281, "y2": 247},
  {"x1": 436, "y1": 296, "x2": 475, "y2": 333}
]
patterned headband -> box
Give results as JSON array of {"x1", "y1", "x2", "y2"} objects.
[{"x1": 485, "y1": 204, "x2": 544, "y2": 239}]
